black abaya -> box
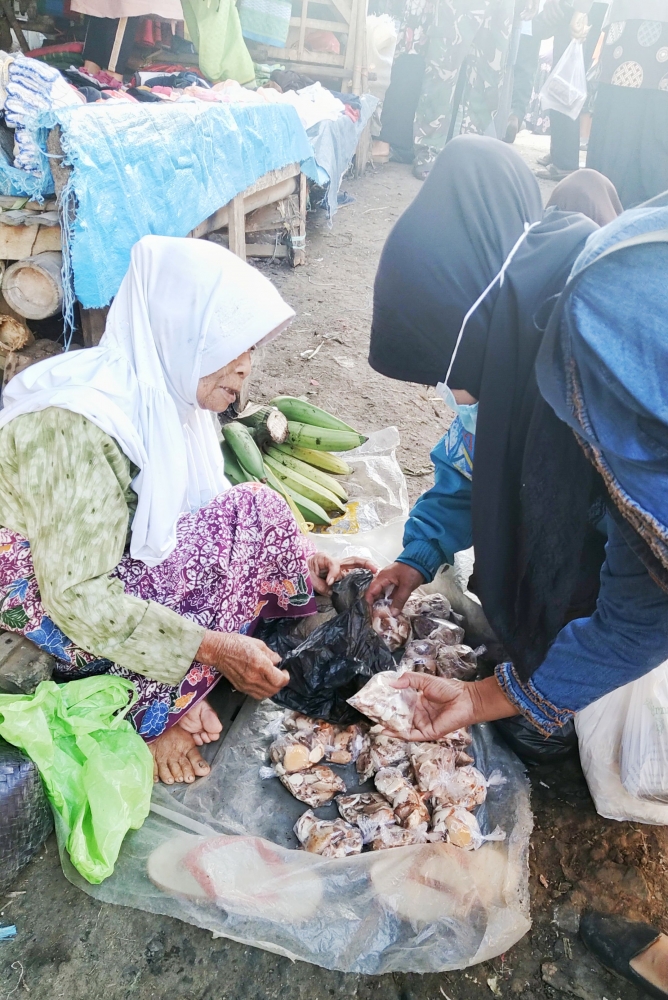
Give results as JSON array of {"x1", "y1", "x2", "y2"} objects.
[{"x1": 369, "y1": 135, "x2": 602, "y2": 679}]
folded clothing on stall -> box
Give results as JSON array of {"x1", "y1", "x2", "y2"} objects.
[{"x1": 4, "y1": 55, "x2": 82, "y2": 177}]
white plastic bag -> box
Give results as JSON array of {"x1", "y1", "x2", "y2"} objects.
[
  {"x1": 540, "y1": 40, "x2": 587, "y2": 120},
  {"x1": 366, "y1": 14, "x2": 397, "y2": 99},
  {"x1": 575, "y1": 663, "x2": 668, "y2": 825},
  {"x1": 620, "y1": 665, "x2": 668, "y2": 801}
]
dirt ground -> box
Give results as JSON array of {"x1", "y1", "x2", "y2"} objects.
[{"x1": 2, "y1": 132, "x2": 666, "y2": 1000}]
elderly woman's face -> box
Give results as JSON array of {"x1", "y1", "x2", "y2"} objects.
[{"x1": 197, "y1": 350, "x2": 253, "y2": 412}]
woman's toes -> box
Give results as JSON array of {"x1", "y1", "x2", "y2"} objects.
[
  {"x1": 169, "y1": 758, "x2": 184, "y2": 783},
  {"x1": 187, "y1": 746, "x2": 210, "y2": 776},
  {"x1": 158, "y1": 760, "x2": 175, "y2": 784},
  {"x1": 180, "y1": 755, "x2": 196, "y2": 783}
]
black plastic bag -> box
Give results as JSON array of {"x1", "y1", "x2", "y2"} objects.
[
  {"x1": 493, "y1": 715, "x2": 578, "y2": 765},
  {"x1": 0, "y1": 737, "x2": 53, "y2": 891},
  {"x1": 272, "y1": 570, "x2": 395, "y2": 723}
]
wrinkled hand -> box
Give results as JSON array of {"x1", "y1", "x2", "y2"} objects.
[
  {"x1": 570, "y1": 11, "x2": 589, "y2": 40},
  {"x1": 197, "y1": 630, "x2": 289, "y2": 700},
  {"x1": 308, "y1": 552, "x2": 378, "y2": 596},
  {"x1": 365, "y1": 561, "x2": 424, "y2": 615},
  {"x1": 384, "y1": 672, "x2": 519, "y2": 741}
]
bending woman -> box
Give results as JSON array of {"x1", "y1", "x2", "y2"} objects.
[
  {"x1": 367, "y1": 135, "x2": 668, "y2": 739},
  {"x1": 0, "y1": 236, "x2": 366, "y2": 783}
]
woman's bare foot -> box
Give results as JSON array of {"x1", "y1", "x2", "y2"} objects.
[
  {"x1": 150, "y1": 726, "x2": 211, "y2": 784},
  {"x1": 177, "y1": 698, "x2": 223, "y2": 746}
]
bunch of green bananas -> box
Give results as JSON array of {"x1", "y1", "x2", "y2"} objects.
[{"x1": 221, "y1": 396, "x2": 367, "y2": 531}]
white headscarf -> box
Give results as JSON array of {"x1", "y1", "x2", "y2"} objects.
[{"x1": 0, "y1": 236, "x2": 295, "y2": 565}]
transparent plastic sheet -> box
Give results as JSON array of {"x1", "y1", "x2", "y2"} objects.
[
  {"x1": 56, "y1": 430, "x2": 532, "y2": 969},
  {"x1": 60, "y1": 699, "x2": 532, "y2": 973},
  {"x1": 315, "y1": 426, "x2": 409, "y2": 538}
]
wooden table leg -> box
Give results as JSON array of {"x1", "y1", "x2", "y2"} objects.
[
  {"x1": 108, "y1": 16, "x2": 127, "y2": 73},
  {"x1": 228, "y1": 192, "x2": 246, "y2": 261}
]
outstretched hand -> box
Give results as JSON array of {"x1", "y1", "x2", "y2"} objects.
[
  {"x1": 365, "y1": 561, "x2": 425, "y2": 614},
  {"x1": 383, "y1": 673, "x2": 518, "y2": 742},
  {"x1": 308, "y1": 552, "x2": 378, "y2": 596}
]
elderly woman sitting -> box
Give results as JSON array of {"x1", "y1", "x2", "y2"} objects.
[{"x1": 0, "y1": 236, "x2": 365, "y2": 784}]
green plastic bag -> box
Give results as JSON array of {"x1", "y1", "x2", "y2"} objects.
[{"x1": 0, "y1": 676, "x2": 153, "y2": 884}]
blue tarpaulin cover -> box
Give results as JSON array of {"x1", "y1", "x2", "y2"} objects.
[{"x1": 48, "y1": 101, "x2": 318, "y2": 310}]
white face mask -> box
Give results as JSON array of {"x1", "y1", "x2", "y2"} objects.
[{"x1": 436, "y1": 382, "x2": 478, "y2": 435}]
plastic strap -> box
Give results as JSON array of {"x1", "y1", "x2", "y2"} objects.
[{"x1": 444, "y1": 221, "x2": 540, "y2": 387}]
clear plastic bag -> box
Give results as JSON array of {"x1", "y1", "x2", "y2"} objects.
[
  {"x1": 60, "y1": 699, "x2": 533, "y2": 974},
  {"x1": 539, "y1": 40, "x2": 587, "y2": 120},
  {"x1": 575, "y1": 663, "x2": 668, "y2": 825},
  {"x1": 316, "y1": 426, "x2": 409, "y2": 536}
]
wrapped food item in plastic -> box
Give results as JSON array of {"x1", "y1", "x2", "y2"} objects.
[
  {"x1": 404, "y1": 593, "x2": 452, "y2": 622},
  {"x1": 432, "y1": 765, "x2": 488, "y2": 811},
  {"x1": 335, "y1": 792, "x2": 396, "y2": 842},
  {"x1": 276, "y1": 763, "x2": 346, "y2": 807},
  {"x1": 356, "y1": 731, "x2": 411, "y2": 781},
  {"x1": 440, "y1": 727, "x2": 473, "y2": 750},
  {"x1": 347, "y1": 671, "x2": 416, "y2": 738},
  {"x1": 327, "y1": 723, "x2": 367, "y2": 764},
  {"x1": 273, "y1": 570, "x2": 395, "y2": 724},
  {"x1": 269, "y1": 733, "x2": 325, "y2": 772},
  {"x1": 409, "y1": 743, "x2": 457, "y2": 796},
  {"x1": 279, "y1": 713, "x2": 367, "y2": 765},
  {"x1": 436, "y1": 644, "x2": 480, "y2": 680},
  {"x1": 431, "y1": 805, "x2": 506, "y2": 851},
  {"x1": 403, "y1": 595, "x2": 459, "y2": 640},
  {"x1": 375, "y1": 766, "x2": 430, "y2": 828},
  {"x1": 294, "y1": 810, "x2": 363, "y2": 858},
  {"x1": 398, "y1": 639, "x2": 479, "y2": 680},
  {"x1": 370, "y1": 823, "x2": 430, "y2": 850},
  {"x1": 425, "y1": 620, "x2": 466, "y2": 645},
  {"x1": 371, "y1": 598, "x2": 411, "y2": 652}
]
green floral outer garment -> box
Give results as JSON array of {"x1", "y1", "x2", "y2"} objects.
[{"x1": 0, "y1": 407, "x2": 204, "y2": 686}]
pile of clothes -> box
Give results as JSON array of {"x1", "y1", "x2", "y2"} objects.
[{"x1": 0, "y1": 47, "x2": 364, "y2": 193}]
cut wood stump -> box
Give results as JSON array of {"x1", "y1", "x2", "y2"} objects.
[{"x1": 3, "y1": 251, "x2": 63, "y2": 320}]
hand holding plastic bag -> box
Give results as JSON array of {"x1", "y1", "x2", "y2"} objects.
[
  {"x1": 0, "y1": 676, "x2": 153, "y2": 883},
  {"x1": 540, "y1": 40, "x2": 587, "y2": 120}
]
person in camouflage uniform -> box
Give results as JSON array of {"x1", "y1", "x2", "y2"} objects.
[{"x1": 402, "y1": 0, "x2": 516, "y2": 177}]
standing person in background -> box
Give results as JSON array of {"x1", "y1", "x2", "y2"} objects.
[
  {"x1": 374, "y1": 0, "x2": 516, "y2": 179},
  {"x1": 587, "y1": 1, "x2": 668, "y2": 207},
  {"x1": 505, "y1": 0, "x2": 545, "y2": 143},
  {"x1": 532, "y1": 0, "x2": 608, "y2": 180}
]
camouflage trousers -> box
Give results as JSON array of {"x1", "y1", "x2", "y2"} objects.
[{"x1": 412, "y1": 0, "x2": 514, "y2": 155}]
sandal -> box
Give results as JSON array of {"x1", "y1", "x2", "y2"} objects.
[
  {"x1": 412, "y1": 148, "x2": 437, "y2": 181},
  {"x1": 580, "y1": 912, "x2": 668, "y2": 999}
]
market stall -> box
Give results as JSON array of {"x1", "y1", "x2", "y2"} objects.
[{"x1": 0, "y1": 52, "x2": 375, "y2": 360}]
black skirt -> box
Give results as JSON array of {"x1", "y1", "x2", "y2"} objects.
[{"x1": 587, "y1": 17, "x2": 668, "y2": 207}]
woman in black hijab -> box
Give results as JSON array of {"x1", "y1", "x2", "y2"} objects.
[{"x1": 367, "y1": 135, "x2": 613, "y2": 734}]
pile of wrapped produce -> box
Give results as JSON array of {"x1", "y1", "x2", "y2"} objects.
[{"x1": 264, "y1": 594, "x2": 504, "y2": 859}]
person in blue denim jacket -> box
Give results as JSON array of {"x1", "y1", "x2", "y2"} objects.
[{"x1": 367, "y1": 134, "x2": 668, "y2": 741}]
